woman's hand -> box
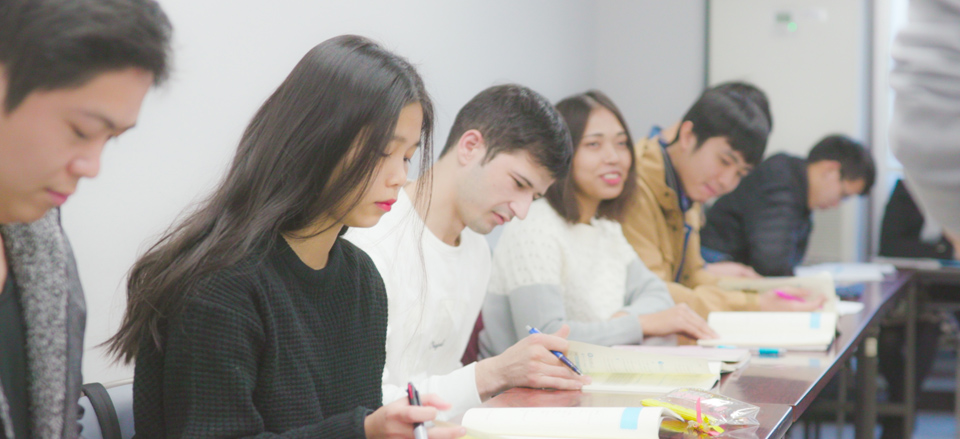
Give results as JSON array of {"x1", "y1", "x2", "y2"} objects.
[{"x1": 365, "y1": 394, "x2": 465, "y2": 439}]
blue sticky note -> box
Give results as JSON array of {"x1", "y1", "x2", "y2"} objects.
[
  {"x1": 620, "y1": 407, "x2": 642, "y2": 430},
  {"x1": 810, "y1": 313, "x2": 821, "y2": 329}
]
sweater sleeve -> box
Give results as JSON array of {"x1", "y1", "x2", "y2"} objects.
[
  {"x1": 620, "y1": 259, "x2": 675, "y2": 317},
  {"x1": 487, "y1": 216, "x2": 644, "y2": 346},
  {"x1": 507, "y1": 284, "x2": 645, "y2": 346},
  {"x1": 161, "y1": 295, "x2": 369, "y2": 438}
]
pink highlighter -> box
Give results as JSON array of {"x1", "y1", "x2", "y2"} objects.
[{"x1": 774, "y1": 290, "x2": 806, "y2": 302}]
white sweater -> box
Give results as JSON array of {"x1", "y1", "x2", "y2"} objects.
[
  {"x1": 344, "y1": 188, "x2": 490, "y2": 419},
  {"x1": 479, "y1": 199, "x2": 674, "y2": 357}
]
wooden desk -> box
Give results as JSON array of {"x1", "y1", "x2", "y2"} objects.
[
  {"x1": 470, "y1": 272, "x2": 915, "y2": 439},
  {"x1": 474, "y1": 388, "x2": 794, "y2": 439},
  {"x1": 716, "y1": 272, "x2": 914, "y2": 439},
  {"x1": 717, "y1": 272, "x2": 911, "y2": 407}
]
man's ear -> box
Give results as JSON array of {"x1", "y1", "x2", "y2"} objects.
[
  {"x1": 0, "y1": 65, "x2": 9, "y2": 115},
  {"x1": 456, "y1": 129, "x2": 486, "y2": 166},
  {"x1": 677, "y1": 120, "x2": 697, "y2": 153}
]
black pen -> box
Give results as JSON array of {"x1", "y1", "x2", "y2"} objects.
[{"x1": 406, "y1": 382, "x2": 428, "y2": 439}]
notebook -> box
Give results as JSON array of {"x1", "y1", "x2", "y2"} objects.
[
  {"x1": 459, "y1": 406, "x2": 682, "y2": 439},
  {"x1": 717, "y1": 272, "x2": 838, "y2": 312},
  {"x1": 795, "y1": 262, "x2": 895, "y2": 283},
  {"x1": 697, "y1": 312, "x2": 838, "y2": 351},
  {"x1": 611, "y1": 345, "x2": 751, "y2": 373},
  {"x1": 565, "y1": 341, "x2": 721, "y2": 394}
]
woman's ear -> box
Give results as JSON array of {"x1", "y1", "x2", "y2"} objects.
[{"x1": 456, "y1": 129, "x2": 486, "y2": 166}]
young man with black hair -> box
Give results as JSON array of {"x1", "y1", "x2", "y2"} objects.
[
  {"x1": 0, "y1": 0, "x2": 172, "y2": 437},
  {"x1": 700, "y1": 134, "x2": 876, "y2": 276},
  {"x1": 345, "y1": 84, "x2": 587, "y2": 419},
  {"x1": 621, "y1": 82, "x2": 825, "y2": 318}
]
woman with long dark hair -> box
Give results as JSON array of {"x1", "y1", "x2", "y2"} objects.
[
  {"x1": 480, "y1": 91, "x2": 716, "y2": 357},
  {"x1": 107, "y1": 35, "x2": 463, "y2": 438}
]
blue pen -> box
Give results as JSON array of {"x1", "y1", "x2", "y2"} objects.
[
  {"x1": 757, "y1": 348, "x2": 786, "y2": 357},
  {"x1": 718, "y1": 345, "x2": 786, "y2": 357},
  {"x1": 526, "y1": 326, "x2": 583, "y2": 376}
]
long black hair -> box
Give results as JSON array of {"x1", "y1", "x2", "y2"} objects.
[
  {"x1": 107, "y1": 35, "x2": 434, "y2": 362},
  {"x1": 547, "y1": 90, "x2": 637, "y2": 224}
]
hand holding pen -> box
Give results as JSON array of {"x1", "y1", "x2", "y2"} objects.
[
  {"x1": 757, "y1": 287, "x2": 825, "y2": 311},
  {"x1": 526, "y1": 325, "x2": 583, "y2": 376},
  {"x1": 473, "y1": 324, "x2": 590, "y2": 399},
  {"x1": 407, "y1": 383, "x2": 429, "y2": 439},
  {"x1": 363, "y1": 388, "x2": 465, "y2": 439}
]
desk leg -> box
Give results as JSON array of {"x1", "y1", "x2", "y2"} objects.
[
  {"x1": 856, "y1": 327, "x2": 880, "y2": 439},
  {"x1": 905, "y1": 278, "x2": 918, "y2": 435}
]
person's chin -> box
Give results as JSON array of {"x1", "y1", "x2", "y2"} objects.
[
  {"x1": 4, "y1": 210, "x2": 45, "y2": 224},
  {"x1": 467, "y1": 221, "x2": 495, "y2": 236},
  {"x1": 346, "y1": 212, "x2": 386, "y2": 229}
]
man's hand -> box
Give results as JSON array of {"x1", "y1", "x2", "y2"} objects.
[
  {"x1": 944, "y1": 229, "x2": 960, "y2": 260},
  {"x1": 757, "y1": 287, "x2": 826, "y2": 311},
  {"x1": 636, "y1": 304, "x2": 718, "y2": 340},
  {"x1": 474, "y1": 325, "x2": 590, "y2": 400},
  {"x1": 365, "y1": 394, "x2": 465, "y2": 439},
  {"x1": 704, "y1": 261, "x2": 761, "y2": 278}
]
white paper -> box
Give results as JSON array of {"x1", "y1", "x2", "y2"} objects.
[
  {"x1": 795, "y1": 262, "x2": 895, "y2": 283},
  {"x1": 461, "y1": 407, "x2": 675, "y2": 439},
  {"x1": 836, "y1": 300, "x2": 865, "y2": 315},
  {"x1": 566, "y1": 341, "x2": 711, "y2": 375}
]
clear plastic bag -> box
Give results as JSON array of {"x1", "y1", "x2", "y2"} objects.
[{"x1": 642, "y1": 388, "x2": 760, "y2": 437}]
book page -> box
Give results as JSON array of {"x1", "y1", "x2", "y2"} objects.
[
  {"x1": 612, "y1": 345, "x2": 751, "y2": 363},
  {"x1": 583, "y1": 361, "x2": 721, "y2": 394},
  {"x1": 566, "y1": 341, "x2": 712, "y2": 375},
  {"x1": 460, "y1": 407, "x2": 674, "y2": 439},
  {"x1": 795, "y1": 262, "x2": 895, "y2": 283}
]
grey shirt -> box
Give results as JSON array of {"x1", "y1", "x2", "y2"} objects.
[{"x1": 890, "y1": 0, "x2": 960, "y2": 234}]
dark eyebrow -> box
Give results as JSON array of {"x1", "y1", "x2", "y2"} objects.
[
  {"x1": 514, "y1": 173, "x2": 545, "y2": 198},
  {"x1": 722, "y1": 150, "x2": 742, "y2": 164},
  {"x1": 723, "y1": 150, "x2": 753, "y2": 173},
  {"x1": 76, "y1": 110, "x2": 134, "y2": 133},
  {"x1": 391, "y1": 135, "x2": 421, "y2": 148},
  {"x1": 513, "y1": 172, "x2": 533, "y2": 189}
]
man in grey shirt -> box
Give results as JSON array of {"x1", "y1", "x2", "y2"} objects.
[{"x1": 890, "y1": 0, "x2": 960, "y2": 234}]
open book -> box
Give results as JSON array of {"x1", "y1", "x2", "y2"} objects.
[
  {"x1": 565, "y1": 341, "x2": 721, "y2": 393},
  {"x1": 717, "y1": 272, "x2": 838, "y2": 312},
  {"x1": 697, "y1": 312, "x2": 838, "y2": 351},
  {"x1": 460, "y1": 406, "x2": 682, "y2": 439},
  {"x1": 795, "y1": 262, "x2": 895, "y2": 283},
  {"x1": 612, "y1": 345, "x2": 751, "y2": 373}
]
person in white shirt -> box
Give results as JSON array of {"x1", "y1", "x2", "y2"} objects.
[
  {"x1": 479, "y1": 91, "x2": 717, "y2": 357},
  {"x1": 345, "y1": 84, "x2": 588, "y2": 419}
]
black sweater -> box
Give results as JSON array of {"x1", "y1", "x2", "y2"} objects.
[
  {"x1": 133, "y1": 237, "x2": 387, "y2": 438},
  {"x1": 879, "y1": 179, "x2": 955, "y2": 259},
  {"x1": 701, "y1": 153, "x2": 812, "y2": 276}
]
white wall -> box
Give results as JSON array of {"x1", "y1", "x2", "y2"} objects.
[
  {"x1": 595, "y1": 1, "x2": 706, "y2": 136},
  {"x1": 708, "y1": 0, "x2": 871, "y2": 264},
  {"x1": 60, "y1": 0, "x2": 708, "y2": 383}
]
